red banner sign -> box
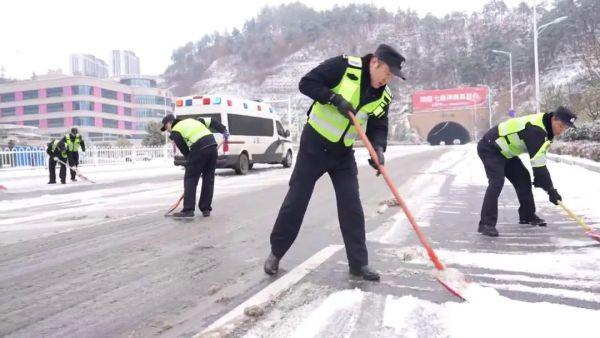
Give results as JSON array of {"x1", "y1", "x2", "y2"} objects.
[{"x1": 412, "y1": 87, "x2": 488, "y2": 112}]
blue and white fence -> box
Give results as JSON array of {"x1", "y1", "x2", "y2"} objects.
[{"x1": 0, "y1": 145, "x2": 174, "y2": 169}]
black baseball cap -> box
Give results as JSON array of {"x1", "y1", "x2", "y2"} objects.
[
  {"x1": 161, "y1": 114, "x2": 176, "y2": 131},
  {"x1": 554, "y1": 106, "x2": 577, "y2": 127},
  {"x1": 374, "y1": 44, "x2": 406, "y2": 80}
]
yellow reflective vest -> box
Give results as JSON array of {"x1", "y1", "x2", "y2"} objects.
[{"x1": 308, "y1": 56, "x2": 392, "y2": 147}]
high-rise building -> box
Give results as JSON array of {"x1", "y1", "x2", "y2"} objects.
[
  {"x1": 69, "y1": 54, "x2": 109, "y2": 79},
  {"x1": 0, "y1": 74, "x2": 173, "y2": 144},
  {"x1": 111, "y1": 50, "x2": 140, "y2": 77}
]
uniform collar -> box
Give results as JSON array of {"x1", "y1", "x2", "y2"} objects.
[{"x1": 543, "y1": 113, "x2": 554, "y2": 140}]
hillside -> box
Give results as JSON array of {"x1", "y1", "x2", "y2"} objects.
[{"x1": 164, "y1": 0, "x2": 600, "y2": 139}]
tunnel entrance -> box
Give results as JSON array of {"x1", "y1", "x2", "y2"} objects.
[{"x1": 427, "y1": 121, "x2": 471, "y2": 145}]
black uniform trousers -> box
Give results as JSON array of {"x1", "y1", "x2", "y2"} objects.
[
  {"x1": 270, "y1": 125, "x2": 368, "y2": 269},
  {"x1": 478, "y1": 138, "x2": 536, "y2": 227},
  {"x1": 49, "y1": 155, "x2": 67, "y2": 183},
  {"x1": 67, "y1": 151, "x2": 79, "y2": 180},
  {"x1": 182, "y1": 145, "x2": 218, "y2": 213}
]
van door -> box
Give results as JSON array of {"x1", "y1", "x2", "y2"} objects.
[{"x1": 275, "y1": 120, "x2": 288, "y2": 160}]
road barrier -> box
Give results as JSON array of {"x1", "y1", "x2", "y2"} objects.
[{"x1": 0, "y1": 145, "x2": 174, "y2": 169}]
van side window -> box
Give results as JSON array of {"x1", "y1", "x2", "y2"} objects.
[
  {"x1": 276, "y1": 121, "x2": 286, "y2": 137},
  {"x1": 228, "y1": 114, "x2": 274, "y2": 137}
]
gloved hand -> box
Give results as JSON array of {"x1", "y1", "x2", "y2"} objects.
[
  {"x1": 329, "y1": 93, "x2": 354, "y2": 118},
  {"x1": 174, "y1": 155, "x2": 188, "y2": 167},
  {"x1": 368, "y1": 146, "x2": 385, "y2": 176},
  {"x1": 532, "y1": 176, "x2": 542, "y2": 188},
  {"x1": 548, "y1": 189, "x2": 562, "y2": 205}
]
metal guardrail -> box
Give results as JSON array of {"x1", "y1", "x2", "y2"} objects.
[{"x1": 0, "y1": 145, "x2": 174, "y2": 169}]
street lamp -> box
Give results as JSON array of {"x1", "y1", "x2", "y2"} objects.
[
  {"x1": 533, "y1": 0, "x2": 567, "y2": 113},
  {"x1": 492, "y1": 49, "x2": 513, "y2": 112}
]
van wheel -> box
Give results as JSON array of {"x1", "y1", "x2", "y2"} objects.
[
  {"x1": 282, "y1": 150, "x2": 293, "y2": 168},
  {"x1": 235, "y1": 153, "x2": 249, "y2": 175}
]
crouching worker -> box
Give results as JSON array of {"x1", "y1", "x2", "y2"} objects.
[
  {"x1": 477, "y1": 106, "x2": 577, "y2": 237},
  {"x1": 47, "y1": 139, "x2": 68, "y2": 184},
  {"x1": 161, "y1": 114, "x2": 229, "y2": 218}
]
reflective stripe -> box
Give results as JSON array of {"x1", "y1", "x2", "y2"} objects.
[
  {"x1": 495, "y1": 138, "x2": 517, "y2": 158},
  {"x1": 308, "y1": 111, "x2": 348, "y2": 143},
  {"x1": 531, "y1": 140, "x2": 551, "y2": 167}
]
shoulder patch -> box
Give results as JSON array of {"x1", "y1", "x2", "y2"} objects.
[{"x1": 347, "y1": 56, "x2": 362, "y2": 68}]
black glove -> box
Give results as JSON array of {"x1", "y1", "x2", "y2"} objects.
[
  {"x1": 329, "y1": 93, "x2": 354, "y2": 118},
  {"x1": 548, "y1": 189, "x2": 562, "y2": 205},
  {"x1": 173, "y1": 155, "x2": 188, "y2": 167},
  {"x1": 368, "y1": 146, "x2": 385, "y2": 175},
  {"x1": 532, "y1": 176, "x2": 542, "y2": 188}
]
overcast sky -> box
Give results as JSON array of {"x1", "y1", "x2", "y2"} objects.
[{"x1": 1, "y1": 0, "x2": 526, "y2": 79}]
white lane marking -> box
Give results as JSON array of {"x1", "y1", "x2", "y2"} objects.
[{"x1": 197, "y1": 244, "x2": 343, "y2": 336}]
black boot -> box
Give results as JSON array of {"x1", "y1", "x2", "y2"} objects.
[
  {"x1": 349, "y1": 265, "x2": 380, "y2": 281},
  {"x1": 263, "y1": 252, "x2": 280, "y2": 275},
  {"x1": 478, "y1": 224, "x2": 499, "y2": 237},
  {"x1": 201, "y1": 210, "x2": 211, "y2": 217},
  {"x1": 172, "y1": 210, "x2": 194, "y2": 218},
  {"x1": 48, "y1": 181, "x2": 56, "y2": 184},
  {"x1": 520, "y1": 215, "x2": 547, "y2": 227}
]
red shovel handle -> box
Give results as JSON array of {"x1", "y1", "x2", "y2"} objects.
[{"x1": 347, "y1": 111, "x2": 445, "y2": 271}]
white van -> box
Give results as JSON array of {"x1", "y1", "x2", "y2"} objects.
[{"x1": 174, "y1": 94, "x2": 294, "y2": 175}]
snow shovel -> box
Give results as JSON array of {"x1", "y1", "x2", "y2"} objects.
[
  {"x1": 558, "y1": 201, "x2": 600, "y2": 243},
  {"x1": 347, "y1": 110, "x2": 468, "y2": 301},
  {"x1": 165, "y1": 194, "x2": 184, "y2": 216},
  {"x1": 54, "y1": 157, "x2": 96, "y2": 183}
]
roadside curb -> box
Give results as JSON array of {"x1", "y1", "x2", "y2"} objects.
[{"x1": 548, "y1": 153, "x2": 600, "y2": 174}]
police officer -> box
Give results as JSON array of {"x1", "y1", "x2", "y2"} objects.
[
  {"x1": 161, "y1": 114, "x2": 229, "y2": 218},
  {"x1": 46, "y1": 138, "x2": 68, "y2": 184},
  {"x1": 477, "y1": 106, "x2": 577, "y2": 237},
  {"x1": 263, "y1": 44, "x2": 406, "y2": 281},
  {"x1": 61, "y1": 127, "x2": 86, "y2": 181}
]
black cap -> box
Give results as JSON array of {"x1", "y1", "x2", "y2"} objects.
[
  {"x1": 161, "y1": 114, "x2": 176, "y2": 131},
  {"x1": 554, "y1": 106, "x2": 577, "y2": 127},
  {"x1": 71, "y1": 127, "x2": 78, "y2": 134},
  {"x1": 374, "y1": 44, "x2": 406, "y2": 80}
]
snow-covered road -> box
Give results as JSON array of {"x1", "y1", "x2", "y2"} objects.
[{"x1": 1, "y1": 144, "x2": 599, "y2": 338}]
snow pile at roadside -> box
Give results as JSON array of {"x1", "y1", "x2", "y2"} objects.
[{"x1": 384, "y1": 284, "x2": 599, "y2": 338}]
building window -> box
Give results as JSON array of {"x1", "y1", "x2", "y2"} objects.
[
  {"x1": 73, "y1": 101, "x2": 94, "y2": 111},
  {"x1": 47, "y1": 118, "x2": 64, "y2": 128},
  {"x1": 23, "y1": 105, "x2": 39, "y2": 114},
  {"x1": 1, "y1": 107, "x2": 16, "y2": 116},
  {"x1": 134, "y1": 108, "x2": 165, "y2": 118},
  {"x1": 124, "y1": 121, "x2": 132, "y2": 130},
  {"x1": 102, "y1": 118, "x2": 118, "y2": 128},
  {"x1": 136, "y1": 122, "x2": 147, "y2": 130},
  {"x1": 72, "y1": 85, "x2": 94, "y2": 96},
  {"x1": 46, "y1": 87, "x2": 64, "y2": 97},
  {"x1": 24, "y1": 120, "x2": 39, "y2": 127},
  {"x1": 102, "y1": 104, "x2": 117, "y2": 114},
  {"x1": 135, "y1": 95, "x2": 165, "y2": 105},
  {"x1": 47, "y1": 103, "x2": 64, "y2": 113},
  {"x1": 124, "y1": 94, "x2": 131, "y2": 102},
  {"x1": 101, "y1": 88, "x2": 117, "y2": 100},
  {"x1": 0, "y1": 92, "x2": 15, "y2": 102},
  {"x1": 124, "y1": 107, "x2": 132, "y2": 116},
  {"x1": 73, "y1": 116, "x2": 95, "y2": 126},
  {"x1": 23, "y1": 90, "x2": 39, "y2": 100}
]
